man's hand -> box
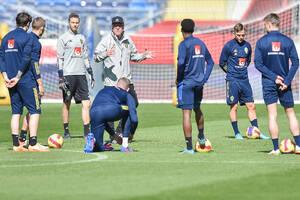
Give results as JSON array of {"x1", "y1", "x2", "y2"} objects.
[
  {"x1": 279, "y1": 83, "x2": 288, "y2": 91},
  {"x1": 145, "y1": 48, "x2": 155, "y2": 59},
  {"x1": 106, "y1": 46, "x2": 115, "y2": 57},
  {"x1": 8, "y1": 77, "x2": 20, "y2": 88},
  {"x1": 275, "y1": 75, "x2": 284, "y2": 85},
  {"x1": 90, "y1": 75, "x2": 95, "y2": 89},
  {"x1": 39, "y1": 83, "x2": 45, "y2": 97}
]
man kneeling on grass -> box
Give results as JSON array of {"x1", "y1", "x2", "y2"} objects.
[{"x1": 84, "y1": 77, "x2": 138, "y2": 153}]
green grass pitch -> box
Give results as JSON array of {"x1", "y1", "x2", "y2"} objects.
[{"x1": 0, "y1": 103, "x2": 300, "y2": 200}]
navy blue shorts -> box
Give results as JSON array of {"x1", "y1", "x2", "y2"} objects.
[
  {"x1": 9, "y1": 82, "x2": 41, "y2": 114},
  {"x1": 226, "y1": 79, "x2": 254, "y2": 105},
  {"x1": 263, "y1": 84, "x2": 294, "y2": 107},
  {"x1": 177, "y1": 82, "x2": 203, "y2": 110}
]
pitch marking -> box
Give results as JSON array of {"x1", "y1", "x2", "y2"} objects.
[{"x1": 0, "y1": 148, "x2": 107, "y2": 168}]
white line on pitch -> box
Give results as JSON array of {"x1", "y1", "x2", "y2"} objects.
[{"x1": 0, "y1": 149, "x2": 107, "y2": 168}]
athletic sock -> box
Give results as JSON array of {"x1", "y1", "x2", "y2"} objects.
[
  {"x1": 272, "y1": 138, "x2": 279, "y2": 150},
  {"x1": 19, "y1": 130, "x2": 27, "y2": 142},
  {"x1": 231, "y1": 121, "x2": 240, "y2": 135},
  {"x1": 198, "y1": 128, "x2": 205, "y2": 140},
  {"x1": 29, "y1": 136, "x2": 37, "y2": 146},
  {"x1": 250, "y1": 119, "x2": 258, "y2": 127},
  {"x1": 64, "y1": 123, "x2": 70, "y2": 135},
  {"x1": 122, "y1": 137, "x2": 129, "y2": 148},
  {"x1": 293, "y1": 135, "x2": 300, "y2": 147},
  {"x1": 84, "y1": 124, "x2": 90, "y2": 135},
  {"x1": 12, "y1": 134, "x2": 19, "y2": 146},
  {"x1": 185, "y1": 137, "x2": 193, "y2": 150}
]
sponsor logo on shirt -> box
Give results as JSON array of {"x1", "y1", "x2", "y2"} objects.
[
  {"x1": 239, "y1": 58, "x2": 246, "y2": 66},
  {"x1": 73, "y1": 47, "x2": 82, "y2": 56},
  {"x1": 272, "y1": 42, "x2": 280, "y2": 51},
  {"x1": 192, "y1": 45, "x2": 204, "y2": 58},
  {"x1": 194, "y1": 45, "x2": 201, "y2": 55},
  {"x1": 8, "y1": 40, "x2": 14, "y2": 48},
  {"x1": 268, "y1": 42, "x2": 285, "y2": 56}
]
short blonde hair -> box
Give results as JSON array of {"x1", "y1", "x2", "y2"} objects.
[
  {"x1": 264, "y1": 13, "x2": 280, "y2": 27},
  {"x1": 32, "y1": 17, "x2": 45, "y2": 30},
  {"x1": 118, "y1": 77, "x2": 130, "y2": 90}
]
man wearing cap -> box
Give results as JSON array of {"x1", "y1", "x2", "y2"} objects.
[{"x1": 94, "y1": 16, "x2": 154, "y2": 141}]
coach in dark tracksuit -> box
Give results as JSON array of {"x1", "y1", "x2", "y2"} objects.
[
  {"x1": 86, "y1": 77, "x2": 138, "y2": 153},
  {"x1": 176, "y1": 19, "x2": 214, "y2": 154},
  {"x1": 0, "y1": 12, "x2": 43, "y2": 152},
  {"x1": 254, "y1": 13, "x2": 300, "y2": 155}
]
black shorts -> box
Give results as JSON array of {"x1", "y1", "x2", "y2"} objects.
[{"x1": 63, "y1": 75, "x2": 90, "y2": 104}]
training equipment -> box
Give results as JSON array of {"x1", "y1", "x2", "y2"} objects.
[
  {"x1": 235, "y1": 133, "x2": 244, "y2": 139},
  {"x1": 120, "y1": 146, "x2": 133, "y2": 152},
  {"x1": 180, "y1": 148, "x2": 195, "y2": 154},
  {"x1": 13, "y1": 145, "x2": 28, "y2": 152},
  {"x1": 84, "y1": 133, "x2": 95, "y2": 153},
  {"x1": 279, "y1": 138, "x2": 295, "y2": 154},
  {"x1": 246, "y1": 126, "x2": 260, "y2": 139},
  {"x1": 28, "y1": 143, "x2": 50, "y2": 152},
  {"x1": 195, "y1": 138, "x2": 212, "y2": 153},
  {"x1": 48, "y1": 134, "x2": 64, "y2": 148},
  {"x1": 268, "y1": 149, "x2": 280, "y2": 155}
]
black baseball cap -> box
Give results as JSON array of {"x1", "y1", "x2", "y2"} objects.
[{"x1": 112, "y1": 16, "x2": 124, "y2": 25}]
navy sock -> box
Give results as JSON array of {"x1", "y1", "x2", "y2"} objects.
[
  {"x1": 185, "y1": 137, "x2": 193, "y2": 150},
  {"x1": 84, "y1": 124, "x2": 90, "y2": 135},
  {"x1": 250, "y1": 119, "x2": 258, "y2": 127},
  {"x1": 231, "y1": 121, "x2": 240, "y2": 135},
  {"x1": 293, "y1": 135, "x2": 300, "y2": 147},
  {"x1": 64, "y1": 123, "x2": 69, "y2": 135},
  {"x1": 12, "y1": 134, "x2": 19, "y2": 146},
  {"x1": 272, "y1": 138, "x2": 279, "y2": 150},
  {"x1": 29, "y1": 136, "x2": 37, "y2": 146},
  {"x1": 19, "y1": 130, "x2": 27, "y2": 142},
  {"x1": 198, "y1": 128, "x2": 204, "y2": 140}
]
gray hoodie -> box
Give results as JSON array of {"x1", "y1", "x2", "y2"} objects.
[{"x1": 94, "y1": 32, "x2": 146, "y2": 86}]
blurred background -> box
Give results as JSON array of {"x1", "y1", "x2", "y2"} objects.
[{"x1": 0, "y1": 0, "x2": 299, "y2": 103}]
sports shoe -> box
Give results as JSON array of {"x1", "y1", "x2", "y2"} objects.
[
  {"x1": 64, "y1": 133, "x2": 71, "y2": 139},
  {"x1": 295, "y1": 145, "x2": 300, "y2": 154},
  {"x1": 198, "y1": 138, "x2": 206, "y2": 146},
  {"x1": 19, "y1": 140, "x2": 29, "y2": 148},
  {"x1": 84, "y1": 133, "x2": 95, "y2": 153},
  {"x1": 267, "y1": 149, "x2": 280, "y2": 155},
  {"x1": 180, "y1": 148, "x2": 194, "y2": 154},
  {"x1": 28, "y1": 143, "x2": 50, "y2": 152},
  {"x1": 260, "y1": 133, "x2": 270, "y2": 140},
  {"x1": 13, "y1": 145, "x2": 28, "y2": 152},
  {"x1": 120, "y1": 146, "x2": 133, "y2": 152},
  {"x1": 102, "y1": 141, "x2": 114, "y2": 151},
  {"x1": 235, "y1": 133, "x2": 243, "y2": 139}
]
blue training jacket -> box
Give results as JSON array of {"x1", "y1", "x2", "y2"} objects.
[
  {"x1": 91, "y1": 86, "x2": 138, "y2": 124},
  {"x1": 254, "y1": 30, "x2": 299, "y2": 86},
  {"x1": 219, "y1": 39, "x2": 252, "y2": 80},
  {"x1": 0, "y1": 27, "x2": 33, "y2": 84},
  {"x1": 177, "y1": 36, "x2": 214, "y2": 86},
  {"x1": 30, "y1": 32, "x2": 42, "y2": 80}
]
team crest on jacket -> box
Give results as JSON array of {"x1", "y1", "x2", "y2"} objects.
[
  {"x1": 234, "y1": 49, "x2": 237, "y2": 56},
  {"x1": 272, "y1": 42, "x2": 281, "y2": 51},
  {"x1": 244, "y1": 47, "x2": 248, "y2": 54},
  {"x1": 194, "y1": 45, "x2": 201, "y2": 54},
  {"x1": 239, "y1": 58, "x2": 246, "y2": 66},
  {"x1": 74, "y1": 47, "x2": 82, "y2": 56},
  {"x1": 8, "y1": 40, "x2": 14, "y2": 48},
  {"x1": 80, "y1": 39, "x2": 83, "y2": 44}
]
